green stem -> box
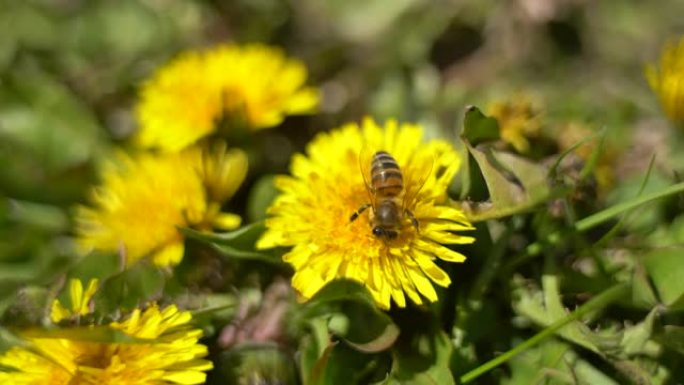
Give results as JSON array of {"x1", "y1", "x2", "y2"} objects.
[
  {"x1": 573, "y1": 182, "x2": 684, "y2": 232},
  {"x1": 469, "y1": 225, "x2": 512, "y2": 299},
  {"x1": 459, "y1": 283, "x2": 630, "y2": 384},
  {"x1": 507, "y1": 181, "x2": 684, "y2": 270}
]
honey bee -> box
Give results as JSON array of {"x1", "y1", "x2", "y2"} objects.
[{"x1": 350, "y1": 149, "x2": 431, "y2": 240}]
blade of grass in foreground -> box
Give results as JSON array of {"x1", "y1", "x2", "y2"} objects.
[
  {"x1": 504, "y1": 180, "x2": 684, "y2": 273},
  {"x1": 459, "y1": 283, "x2": 630, "y2": 384},
  {"x1": 593, "y1": 154, "x2": 656, "y2": 248}
]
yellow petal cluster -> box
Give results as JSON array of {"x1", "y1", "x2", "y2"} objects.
[
  {"x1": 50, "y1": 278, "x2": 99, "y2": 323},
  {"x1": 487, "y1": 95, "x2": 541, "y2": 153},
  {"x1": 75, "y1": 145, "x2": 247, "y2": 267},
  {"x1": 257, "y1": 118, "x2": 475, "y2": 309},
  {"x1": 0, "y1": 301, "x2": 212, "y2": 385},
  {"x1": 135, "y1": 44, "x2": 319, "y2": 152},
  {"x1": 646, "y1": 37, "x2": 684, "y2": 123}
]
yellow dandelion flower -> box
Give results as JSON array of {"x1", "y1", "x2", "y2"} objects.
[
  {"x1": 257, "y1": 118, "x2": 475, "y2": 309},
  {"x1": 205, "y1": 44, "x2": 319, "y2": 129},
  {"x1": 646, "y1": 37, "x2": 684, "y2": 123},
  {"x1": 50, "y1": 278, "x2": 99, "y2": 323},
  {"x1": 0, "y1": 303, "x2": 212, "y2": 385},
  {"x1": 136, "y1": 44, "x2": 319, "y2": 152},
  {"x1": 487, "y1": 95, "x2": 541, "y2": 153},
  {"x1": 76, "y1": 144, "x2": 247, "y2": 267}
]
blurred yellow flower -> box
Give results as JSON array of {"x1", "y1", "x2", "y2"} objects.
[
  {"x1": 50, "y1": 278, "x2": 99, "y2": 323},
  {"x1": 487, "y1": 96, "x2": 541, "y2": 153},
  {"x1": 646, "y1": 37, "x2": 684, "y2": 123},
  {"x1": 0, "y1": 301, "x2": 212, "y2": 385},
  {"x1": 257, "y1": 118, "x2": 475, "y2": 309},
  {"x1": 136, "y1": 44, "x2": 319, "y2": 152},
  {"x1": 556, "y1": 122, "x2": 616, "y2": 195},
  {"x1": 76, "y1": 144, "x2": 247, "y2": 267}
]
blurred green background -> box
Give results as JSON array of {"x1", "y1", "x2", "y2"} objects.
[
  {"x1": 1, "y1": 1, "x2": 684, "y2": 383},
  {"x1": 3, "y1": 0, "x2": 681, "y2": 285}
]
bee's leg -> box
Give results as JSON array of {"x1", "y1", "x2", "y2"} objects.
[
  {"x1": 405, "y1": 209, "x2": 419, "y2": 231},
  {"x1": 350, "y1": 203, "x2": 371, "y2": 222}
]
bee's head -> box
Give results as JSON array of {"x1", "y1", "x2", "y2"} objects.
[{"x1": 372, "y1": 226, "x2": 399, "y2": 240}]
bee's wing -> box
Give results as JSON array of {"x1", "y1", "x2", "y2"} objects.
[
  {"x1": 401, "y1": 152, "x2": 434, "y2": 211},
  {"x1": 359, "y1": 144, "x2": 377, "y2": 202}
]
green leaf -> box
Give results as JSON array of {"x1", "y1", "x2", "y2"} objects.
[
  {"x1": 610, "y1": 358, "x2": 669, "y2": 385},
  {"x1": 457, "y1": 105, "x2": 553, "y2": 221},
  {"x1": 300, "y1": 317, "x2": 333, "y2": 385},
  {"x1": 345, "y1": 321, "x2": 399, "y2": 354},
  {"x1": 620, "y1": 308, "x2": 659, "y2": 356},
  {"x1": 512, "y1": 275, "x2": 615, "y2": 355},
  {"x1": 653, "y1": 325, "x2": 684, "y2": 355},
  {"x1": 644, "y1": 248, "x2": 684, "y2": 310},
  {"x1": 630, "y1": 263, "x2": 659, "y2": 310},
  {"x1": 301, "y1": 317, "x2": 387, "y2": 385},
  {"x1": 468, "y1": 146, "x2": 525, "y2": 208},
  {"x1": 180, "y1": 222, "x2": 266, "y2": 245},
  {"x1": 306, "y1": 339, "x2": 338, "y2": 385},
  {"x1": 328, "y1": 308, "x2": 399, "y2": 354},
  {"x1": 304, "y1": 280, "x2": 377, "y2": 310},
  {"x1": 389, "y1": 330, "x2": 455, "y2": 385},
  {"x1": 5, "y1": 199, "x2": 68, "y2": 231},
  {"x1": 304, "y1": 280, "x2": 399, "y2": 354},
  {"x1": 213, "y1": 244, "x2": 286, "y2": 265},
  {"x1": 180, "y1": 223, "x2": 286, "y2": 265},
  {"x1": 247, "y1": 175, "x2": 279, "y2": 222},
  {"x1": 518, "y1": 181, "x2": 684, "y2": 260},
  {"x1": 593, "y1": 155, "x2": 656, "y2": 249},
  {"x1": 458, "y1": 146, "x2": 551, "y2": 222},
  {"x1": 605, "y1": 173, "x2": 672, "y2": 233},
  {"x1": 93, "y1": 262, "x2": 165, "y2": 315},
  {"x1": 461, "y1": 284, "x2": 629, "y2": 384},
  {"x1": 461, "y1": 106, "x2": 500, "y2": 145},
  {"x1": 502, "y1": 339, "x2": 620, "y2": 385}
]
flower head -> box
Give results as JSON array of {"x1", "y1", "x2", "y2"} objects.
[
  {"x1": 646, "y1": 37, "x2": 684, "y2": 124},
  {"x1": 75, "y1": 144, "x2": 247, "y2": 267},
  {"x1": 257, "y1": 118, "x2": 475, "y2": 309},
  {"x1": 0, "y1": 298, "x2": 212, "y2": 385},
  {"x1": 135, "y1": 44, "x2": 319, "y2": 152},
  {"x1": 50, "y1": 278, "x2": 99, "y2": 323},
  {"x1": 487, "y1": 95, "x2": 541, "y2": 153}
]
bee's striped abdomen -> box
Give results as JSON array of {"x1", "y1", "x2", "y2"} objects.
[{"x1": 371, "y1": 151, "x2": 403, "y2": 197}]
